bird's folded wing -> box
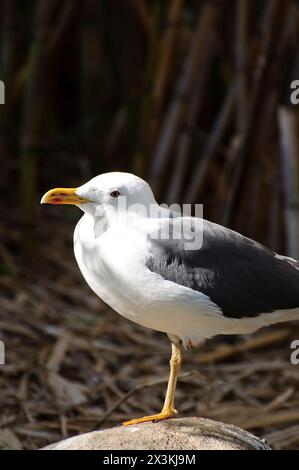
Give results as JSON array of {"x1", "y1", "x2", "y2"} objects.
[{"x1": 145, "y1": 218, "x2": 299, "y2": 319}]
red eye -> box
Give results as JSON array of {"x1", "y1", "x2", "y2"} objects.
[{"x1": 110, "y1": 190, "x2": 120, "y2": 198}]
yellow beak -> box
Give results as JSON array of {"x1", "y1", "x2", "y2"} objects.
[{"x1": 40, "y1": 188, "x2": 89, "y2": 205}]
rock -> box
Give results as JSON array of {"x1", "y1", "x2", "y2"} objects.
[{"x1": 43, "y1": 417, "x2": 271, "y2": 450}]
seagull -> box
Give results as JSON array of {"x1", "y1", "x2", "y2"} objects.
[{"x1": 41, "y1": 172, "x2": 299, "y2": 426}]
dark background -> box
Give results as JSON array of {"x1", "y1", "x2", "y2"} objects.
[{"x1": 1, "y1": 0, "x2": 299, "y2": 449}]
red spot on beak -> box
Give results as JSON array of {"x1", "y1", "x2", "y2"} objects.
[{"x1": 51, "y1": 197, "x2": 63, "y2": 204}]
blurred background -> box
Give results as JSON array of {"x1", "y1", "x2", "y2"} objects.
[{"x1": 1, "y1": 0, "x2": 299, "y2": 450}]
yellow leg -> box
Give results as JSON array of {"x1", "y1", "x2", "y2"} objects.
[{"x1": 123, "y1": 342, "x2": 182, "y2": 426}]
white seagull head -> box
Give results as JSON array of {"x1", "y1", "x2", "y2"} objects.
[{"x1": 41, "y1": 172, "x2": 157, "y2": 220}]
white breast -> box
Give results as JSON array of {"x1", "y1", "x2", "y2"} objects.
[
  {"x1": 73, "y1": 214, "x2": 231, "y2": 347},
  {"x1": 74, "y1": 214, "x2": 149, "y2": 319}
]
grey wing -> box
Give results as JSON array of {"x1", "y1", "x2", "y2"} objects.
[{"x1": 146, "y1": 218, "x2": 299, "y2": 318}]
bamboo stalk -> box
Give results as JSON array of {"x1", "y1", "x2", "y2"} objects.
[
  {"x1": 146, "y1": 0, "x2": 183, "y2": 157},
  {"x1": 20, "y1": 0, "x2": 59, "y2": 252},
  {"x1": 149, "y1": 4, "x2": 216, "y2": 197},
  {"x1": 0, "y1": 0, "x2": 16, "y2": 174},
  {"x1": 166, "y1": 31, "x2": 214, "y2": 204},
  {"x1": 184, "y1": 79, "x2": 238, "y2": 204},
  {"x1": 80, "y1": 1, "x2": 102, "y2": 119},
  {"x1": 212, "y1": 135, "x2": 241, "y2": 222},
  {"x1": 238, "y1": 90, "x2": 277, "y2": 239},
  {"x1": 130, "y1": 0, "x2": 152, "y2": 36},
  {"x1": 268, "y1": 163, "x2": 281, "y2": 252},
  {"x1": 222, "y1": 0, "x2": 292, "y2": 227},
  {"x1": 46, "y1": 0, "x2": 76, "y2": 53},
  {"x1": 153, "y1": 0, "x2": 183, "y2": 108},
  {"x1": 133, "y1": 1, "x2": 162, "y2": 177},
  {"x1": 233, "y1": 2, "x2": 294, "y2": 237},
  {"x1": 278, "y1": 107, "x2": 299, "y2": 258},
  {"x1": 235, "y1": 0, "x2": 250, "y2": 134}
]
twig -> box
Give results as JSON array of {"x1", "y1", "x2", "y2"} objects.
[
  {"x1": 195, "y1": 329, "x2": 291, "y2": 364},
  {"x1": 92, "y1": 371, "x2": 199, "y2": 429}
]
